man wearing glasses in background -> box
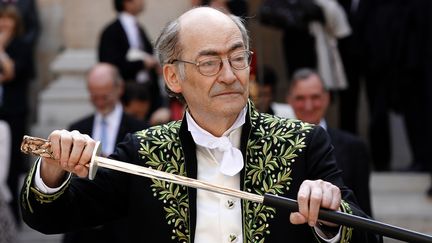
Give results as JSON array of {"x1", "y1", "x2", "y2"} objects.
[{"x1": 20, "y1": 7, "x2": 380, "y2": 243}]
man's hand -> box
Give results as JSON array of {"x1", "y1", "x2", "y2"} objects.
[
  {"x1": 290, "y1": 179, "x2": 341, "y2": 227},
  {"x1": 40, "y1": 130, "x2": 96, "y2": 187}
]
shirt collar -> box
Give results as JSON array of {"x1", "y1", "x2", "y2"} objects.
[
  {"x1": 186, "y1": 106, "x2": 247, "y2": 138},
  {"x1": 318, "y1": 119, "x2": 327, "y2": 130},
  {"x1": 95, "y1": 103, "x2": 123, "y2": 124},
  {"x1": 119, "y1": 12, "x2": 136, "y2": 25}
]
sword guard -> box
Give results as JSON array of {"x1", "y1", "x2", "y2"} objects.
[{"x1": 89, "y1": 141, "x2": 101, "y2": 180}]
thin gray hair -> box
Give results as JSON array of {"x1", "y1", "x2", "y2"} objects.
[
  {"x1": 288, "y1": 68, "x2": 327, "y2": 95},
  {"x1": 154, "y1": 8, "x2": 250, "y2": 104}
]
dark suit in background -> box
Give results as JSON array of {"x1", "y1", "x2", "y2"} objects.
[
  {"x1": 98, "y1": 19, "x2": 163, "y2": 117},
  {"x1": 328, "y1": 128, "x2": 372, "y2": 216},
  {"x1": 63, "y1": 111, "x2": 147, "y2": 243},
  {"x1": 337, "y1": 0, "x2": 369, "y2": 134}
]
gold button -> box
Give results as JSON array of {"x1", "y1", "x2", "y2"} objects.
[
  {"x1": 226, "y1": 199, "x2": 235, "y2": 209},
  {"x1": 229, "y1": 234, "x2": 237, "y2": 242}
]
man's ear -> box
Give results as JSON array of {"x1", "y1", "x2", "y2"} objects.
[{"x1": 163, "y1": 64, "x2": 182, "y2": 93}]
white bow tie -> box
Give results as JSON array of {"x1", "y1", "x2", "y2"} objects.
[
  {"x1": 186, "y1": 108, "x2": 247, "y2": 176},
  {"x1": 191, "y1": 132, "x2": 244, "y2": 176}
]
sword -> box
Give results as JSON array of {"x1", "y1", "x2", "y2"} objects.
[{"x1": 21, "y1": 135, "x2": 432, "y2": 243}]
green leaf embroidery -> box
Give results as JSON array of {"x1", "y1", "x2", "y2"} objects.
[
  {"x1": 243, "y1": 111, "x2": 313, "y2": 242},
  {"x1": 137, "y1": 122, "x2": 191, "y2": 243}
]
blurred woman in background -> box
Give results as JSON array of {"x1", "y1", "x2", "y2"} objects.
[{"x1": 0, "y1": 4, "x2": 34, "y2": 224}]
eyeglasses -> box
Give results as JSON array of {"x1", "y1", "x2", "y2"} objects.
[{"x1": 170, "y1": 50, "x2": 253, "y2": 77}]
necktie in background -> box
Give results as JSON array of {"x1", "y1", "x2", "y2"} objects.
[{"x1": 100, "y1": 118, "x2": 108, "y2": 156}]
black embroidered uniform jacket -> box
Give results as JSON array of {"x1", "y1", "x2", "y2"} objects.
[{"x1": 21, "y1": 102, "x2": 380, "y2": 243}]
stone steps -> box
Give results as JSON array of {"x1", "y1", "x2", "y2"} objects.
[{"x1": 371, "y1": 172, "x2": 432, "y2": 242}]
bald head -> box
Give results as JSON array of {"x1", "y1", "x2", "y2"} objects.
[
  {"x1": 179, "y1": 7, "x2": 234, "y2": 31},
  {"x1": 87, "y1": 63, "x2": 124, "y2": 116},
  {"x1": 155, "y1": 7, "x2": 249, "y2": 65},
  {"x1": 154, "y1": 7, "x2": 249, "y2": 102}
]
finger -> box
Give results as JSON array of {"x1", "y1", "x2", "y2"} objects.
[
  {"x1": 78, "y1": 134, "x2": 95, "y2": 167},
  {"x1": 321, "y1": 183, "x2": 333, "y2": 209},
  {"x1": 59, "y1": 130, "x2": 73, "y2": 168},
  {"x1": 329, "y1": 185, "x2": 341, "y2": 211},
  {"x1": 74, "y1": 135, "x2": 95, "y2": 178},
  {"x1": 297, "y1": 180, "x2": 312, "y2": 220},
  {"x1": 67, "y1": 131, "x2": 87, "y2": 169},
  {"x1": 48, "y1": 130, "x2": 62, "y2": 160},
  {"x1": 290, "y1": 212, "x2": 307, "y2": 225},
  {"x1": 74, "y1": 164, "x2": 88, "y2": 178},
  {"x1": 318, "y1": 185, "x2": 341, "y2": 228},
  {"x1": 308, "y1": 185, "x2": 323, "y2": 226}
]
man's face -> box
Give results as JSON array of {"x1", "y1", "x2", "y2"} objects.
[
  {"x1": 287, "y1": 74, "x2": 329, "y2": 125},
  {"x1": 171, "y1": 11, "x2": 250, "y2": 125},
  {"x1": 125, "y1": 0, "x2": 145, "y2": 15},
  {"x1": 0, "y1": 16, "x2": 15, "y2": 37},
  {"x1": 88, "y1": 73, "x2": 121, "y2": 116},
  {"x1": 124, "y1": 99, "x2": 150, "y2": 121}
]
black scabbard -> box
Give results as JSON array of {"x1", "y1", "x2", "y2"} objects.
[{"x1": 263, "y1": 193, "x2": 432, "y2": 243}]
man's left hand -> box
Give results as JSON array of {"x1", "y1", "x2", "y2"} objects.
[{"x1": 290, "y1": 179, "x2": 341, "y2": 227}]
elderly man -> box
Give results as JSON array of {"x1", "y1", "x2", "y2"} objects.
[{"x1": 20, "y1": 7, "x2": 379, "y2": 243}]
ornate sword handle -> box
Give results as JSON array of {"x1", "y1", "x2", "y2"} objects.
[
  {"x1": 20, "y1": 135, "x2": 55, "y2": 159},
  {"x1": 21, "y1": 135, "x2": 101, "y2": 179}
]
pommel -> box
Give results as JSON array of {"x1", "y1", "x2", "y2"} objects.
[
  {"x1": 21, "y1": 135, "x2": 102, "y2": 180},
  {"x1": 20, "y1": 135, "x2": 54, "y2": 159}
]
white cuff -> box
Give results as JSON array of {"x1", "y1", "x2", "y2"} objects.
[
  {"x1": 33, "y1": 158, "x2": 71, "y2": 194},
  {"x1": 314, "y1": 225, "x2": 342, "y2": 242}
]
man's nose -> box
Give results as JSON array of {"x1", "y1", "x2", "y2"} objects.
[
  {"x1": 217, "y1": 59, "x2": 237, "y2": 84},
  {"x1": 304, "y1": 99, "x2": 314, "y2": 111}
]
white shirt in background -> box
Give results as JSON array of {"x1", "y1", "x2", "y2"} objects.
[{"x1": 92, "y1": 103, "x2": 123, "y2": 156}]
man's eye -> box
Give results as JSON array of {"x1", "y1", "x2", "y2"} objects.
[
  {"x1": 231, "y1": 55, "x2": 246, "y2": 63},
  {"x1": 200, "y1": 59, "x2": 219, "y2": 67}
]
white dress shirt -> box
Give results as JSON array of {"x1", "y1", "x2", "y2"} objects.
[
  {"x1": 187, "y1": 108, "x2": 246, "y2": 243},
  {"x1": 92, "y1": 103, "x2": 123, "y2": 156},
  {"x1": 119, "y1": 12, "x2": 143, "y2": 49}
]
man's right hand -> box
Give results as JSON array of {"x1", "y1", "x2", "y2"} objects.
[{"x1": 40, "y1": 130, "x2": 96, "y2": 187}]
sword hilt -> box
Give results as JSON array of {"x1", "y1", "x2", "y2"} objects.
[
  {"x1": 20, "y1": 135, "x2": 102, "y2": 180},
  {"x1": 21, "y1": 135, "x2": 55, "y2": 159}
]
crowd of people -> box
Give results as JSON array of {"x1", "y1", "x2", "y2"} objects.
[
  {"x1": 0, "y1": 0, "x2": 430, "y2": 242},
  {"x1": 256, "y1": 0, "x2": 432, "y2": 195}
]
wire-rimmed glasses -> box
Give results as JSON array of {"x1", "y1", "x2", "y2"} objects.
[{"x1": 170, "y1": 50, "x2": 253, "y2": 77}]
